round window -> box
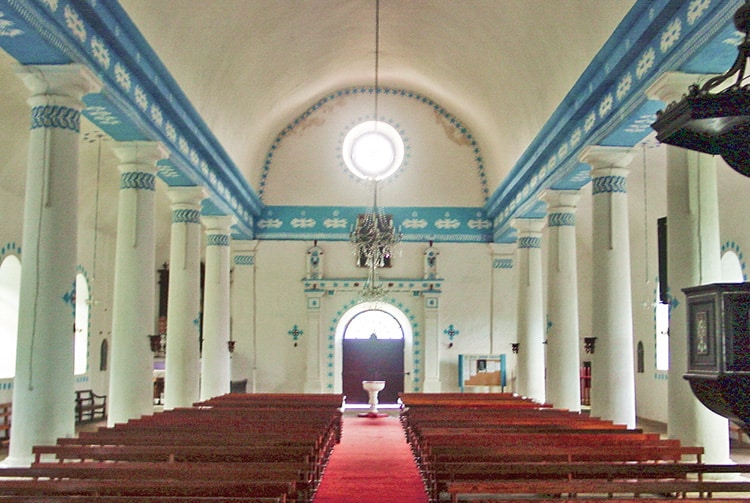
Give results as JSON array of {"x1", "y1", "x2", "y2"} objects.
[{"x1": 342, "y1": 121, "x2": 404, "y2": 180}]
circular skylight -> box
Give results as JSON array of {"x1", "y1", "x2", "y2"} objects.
[{"x1": 342, "y1": 121, "x2": 404, "y2": 180}]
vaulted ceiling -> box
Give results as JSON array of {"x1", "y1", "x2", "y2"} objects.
[{"x1": 0, "y1": 0, "x2": 744, "y2": 245}]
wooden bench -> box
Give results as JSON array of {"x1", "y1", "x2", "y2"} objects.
[
  {"x1": 445, "y1": 479, "x2": 750, "y2": 502},
  {"x1": 2, "y1": 462, "x2": 315, "y2": 502},
  {"x1": 0, "y1": 402, "x2": 9, "y2": 445},
  {"x1": 74, "y1": 389, "x2": 106, "y2": 423},
  {"x1": 431, "y1": 461, "x2": 750, "y2": 497},
  {"x1": 0, "y1": 478, "x2": 296, "y2": 500},
  {"x1": 195, "y1": 392, "x2": 345, "y2": 409},
  {"x1": 0, "y1": 498, "x2": 285, "y2": 503},
  {"x1": 3, "y1": 393, "x2": 342, "y2": 502},
  {"x1": 397, "y1": 392, "x2": 733, "y2": 503},
  {"x1": 33, "y1": 443, "x2": 318, "y2": 464}
]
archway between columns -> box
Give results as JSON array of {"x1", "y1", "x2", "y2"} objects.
[{"x1": 334, "y1": 301, "x2": 414, "y2": 403}]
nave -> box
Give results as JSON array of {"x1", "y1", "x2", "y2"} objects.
[{"x1": 1, "y1": 393, "x2": 750, "y2": 501}]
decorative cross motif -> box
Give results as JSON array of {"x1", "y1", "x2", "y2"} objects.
[
  {"x1": 443, "y1": 324, "x2": 459, "y2": 341},
  {"x1": 288, "y1": 325, "x2": 304, "y2": 347}
]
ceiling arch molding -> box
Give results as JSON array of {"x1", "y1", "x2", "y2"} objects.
[{"x1": 258, "y1": 85, "x2": 489, "y2": 204}]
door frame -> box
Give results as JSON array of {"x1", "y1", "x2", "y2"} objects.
[{"x1": 333, "y1": 301, "x2": 414, "y2": 398}]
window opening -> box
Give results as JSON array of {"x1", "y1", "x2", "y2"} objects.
[
  {"x1": 655, "y1": 298, "x2": 669, "y2": 371},
  {"x1": 637, "y1": 341, "x2": 645, "y2": 373},
  {"x1": 0, "y1": 255, "x2": 21, "y2": 379},
  {"x1": 344, "y1": 309, "x2": 403, "y2": 340},
  {"x1": 721, "y1": 250, "x2": 745, "y2": 283},
  {"x1": 74, "y1": 273, "x2": 89, "y2": 375}
]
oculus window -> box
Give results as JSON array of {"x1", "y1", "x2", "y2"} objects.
[{"x1": 342, "y1": 121, "x2": 404, "y2": 181}]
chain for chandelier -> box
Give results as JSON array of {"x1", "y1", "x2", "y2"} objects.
[
  {"x1": 374, "y1": 0, "x2": 380, "y2": 120},
  {"x1": 347, "y1": 0, "x2": 403, "y2": 302}
]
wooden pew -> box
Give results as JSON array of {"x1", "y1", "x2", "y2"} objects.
[
  {"x1": 195, "y1": 393, "x2": 345, "y2": 409},
  {"x1": 74, "y1": 390, "x2": 107, "y2": 423},
  {"x1": 1, "y1": 462, "x2": 315, "y2": 502},
  {"x1": 0, "y1": 498, "x2": 285, "y2": 503},
  {"x1": 32, "y1": 444, "x2": 317, "y2": 464},
  {"x1": 445, "y1": 479, "x2": 750, "y2": 503},
  {"x1": 396, "y1": 392, "x2": 750, "y2": 503},
  {"x1": 430, "y1": 461, "x2": 750, "y2": 498},
  {"x1": 0, "y1": 402, "x2": 9, "y2": 445},
  {"x1": 0, "y1": 479, "x2": 295, "y2": 500},
  {"x1": 23, "y1": 461, "x2": 313, "y2": 482},
  {"x1": 0, "y1": 394, "x2": 342, "y2": 502},
  {"x1": 399, "y1": 392, "x2": 550, "y2": 408}
]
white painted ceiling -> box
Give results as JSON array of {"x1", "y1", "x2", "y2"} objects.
[{"x1": 116, "y1": 0, "x2": 635, "y2": 193}]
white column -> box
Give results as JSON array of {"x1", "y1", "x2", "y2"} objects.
[
  {"x1": 230, "y1": 240, "x2": 259, "y2": 392},
  {"x1": 107, "y1": 141, "x2": 167, "y2": 426},
  {"x1": 580, "y1": 145, "x2": 636, "y2": 428},
  {"x1": 200, "y1": 215, "x2": 233, "y2": 400},
  {"x1": 163, "y1": 187, "x2": 204, "y2": 409},
  {"x1": 422, "y1": 292, "x2": 442, "y2": 392},
  {"x1": 513, "y1": 218, "x2": 546, "y2": 403},
  {"x1": 304, "y1": 291, "x2": 325, "y2": 393},
  {"x1": 5, "y1": 64, "x2": 101, "y2": 467},
  {"x1": 647, "y1": 72, "x2": 730, "y2": 463},
  {"x1": 544, "y1": 190, "x2": 582, "y2": 411}
]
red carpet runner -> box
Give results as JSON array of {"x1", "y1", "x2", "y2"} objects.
[{"x1": 314, "y1": 414, "x2": 429, "y2": 503}]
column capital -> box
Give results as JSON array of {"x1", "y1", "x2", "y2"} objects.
[
  {"x1": 646, "y1": 71, "x2": 717, "y2": 104},
  {"x1": 579, "y1": 145, "x2": 634, "y2": 171},
  {"x1": 542, "y1": 189, "x2": 580, "y2": 210},
  {"x1": 489, "y1": 243, "x2": 516, "y2": 256},
  {"x1": 168, "y1": 186, "x2": 206, "y2": 206},
  {"x1": 112, "y1": 141, "x2": 168, "y2": 170},
  {"x1": 16, "y1": 63, "x2": 102, "y2": 102},
  {"x1": 512, "y1": 217, "x2": 546, "y2": 236},
  {"x1": 232, "y1": 239, "x2": 259, "y2": 254},
  {"x1": 202, "y1": 215, "x2": 235, "y2": 235}
]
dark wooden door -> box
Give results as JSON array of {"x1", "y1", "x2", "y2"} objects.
[{"x1": 342, "y1": 337, "x2": 404, "y2": 404}]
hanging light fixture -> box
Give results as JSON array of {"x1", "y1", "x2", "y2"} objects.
[
  {"x1": 348, "y1": 0, "x2": 403, "y2": 301},
  {"x1": 651, "y1": 1, "x2": 750, "y2": 176}
]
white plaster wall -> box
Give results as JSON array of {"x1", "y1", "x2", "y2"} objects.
[
  {"x1": 232, "y1": 239, "x2": 504, "y2": 394},
  {"x1": 717, "y1": 158, "x2": 750, "y2": 277},
  {"x1": 436, "y1": 243, "x2": 494, "y2": 391},
  {"x1": 250, "y1": 240, "x2": 309, "y2": 392},
  {"x1": 628, "y1": 144, "x2": 668, "y2": 423}
]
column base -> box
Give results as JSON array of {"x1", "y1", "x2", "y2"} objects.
[{"x1": 0, "y1": 454, "x2": 34, "y2": 468}]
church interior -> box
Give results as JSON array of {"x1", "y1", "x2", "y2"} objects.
[{"x1": 3, "y1": 0, "x2": 750, "y2": 499}]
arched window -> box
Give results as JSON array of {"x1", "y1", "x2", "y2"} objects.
[
  {"x1": 74, "y1": 273, "x2": 90, "y2": 375},
  {"x1": 99, "y1": 339, "x2": 108, "y2": 371},
  {"x1": 344, "y1": 309, "x2": 404, "y2": 339},
  {"x1": 721, "y1": 250, "x2": 745, "y2": 283},
  {"x1": 0, "y1": 255, "x2": 21, "y2": 379},
  {"x1": 637, "y1": 341, "x2": 645, "y2": 373},
  {"x1": 655, "y1": 298, "x2": 669, "y2": 371}
]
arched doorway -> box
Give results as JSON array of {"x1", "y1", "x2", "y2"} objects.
[{"x1": 338, "y1": 303, "x2": 409, "y2": 404}]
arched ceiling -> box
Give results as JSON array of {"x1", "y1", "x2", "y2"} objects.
[
  {"x1": 0, "y1": 0, "x2": 744, "y2": 243},
  {"x1": 117, "y1": 0, "x2": 634, "y2": 193}
]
